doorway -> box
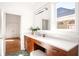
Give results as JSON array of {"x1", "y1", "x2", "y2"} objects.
[{"x1": 5, "y1": 13, "x2": 21, "y2": 55}]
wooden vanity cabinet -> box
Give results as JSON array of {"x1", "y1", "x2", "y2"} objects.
[
  {"x1": 46, "y1": 46, "x2": 67, "y2": 56},
  {"x1": 67, "y1": 46, "x2": 78, "y2": 56},
  {"x1": 24, "y1": 35, "x2": 78, "y2": 56},
  {"x1": 46, "y1": 43, "x2": 78, "y2": 56},
  {"x1": 46, "y1": 44, "x2": 78, "y2": 56}
]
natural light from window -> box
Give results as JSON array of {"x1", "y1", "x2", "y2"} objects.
[{"x1": 56, "y1": 2, "x2": 75, "y2": 29}]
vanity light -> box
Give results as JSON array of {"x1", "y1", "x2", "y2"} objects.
[{"x1": 35, "y1": 7, "x2": 48, "y2": 15}]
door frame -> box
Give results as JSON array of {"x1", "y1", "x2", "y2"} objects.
[{"x1": 2, "y1": 11, "x2": 21, "y2": 56}]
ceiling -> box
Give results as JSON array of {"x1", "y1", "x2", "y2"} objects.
[
  {"x1": 0, "y1": 2, "x2": 48, "y2": 12},
  {"x1": 30, "y1": 2, "x2": 48, "y2": 11}
]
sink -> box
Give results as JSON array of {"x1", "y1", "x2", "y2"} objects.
[{"x1": 34, "y1": 33, "x2": 46, "y2": 37}]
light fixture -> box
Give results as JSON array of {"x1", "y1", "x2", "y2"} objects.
[{"x1": 35, "y1": 7, "x2": 48, "y2": 15}]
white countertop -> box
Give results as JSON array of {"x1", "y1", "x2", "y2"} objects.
[{"x1": 25, "y1": 34, "x2": 78, "y2": 52}]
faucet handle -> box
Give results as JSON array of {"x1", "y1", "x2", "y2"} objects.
[{"x1": 42, "y1": 34, "x2": 46, "y2": 37}]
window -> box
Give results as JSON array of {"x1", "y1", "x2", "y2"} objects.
[
  {"x1": 56, "y1": 2, "x2": 75, "y2": 29},
  {"x1": 42, "y1": 19, "x2": 49, "y2": 30}
]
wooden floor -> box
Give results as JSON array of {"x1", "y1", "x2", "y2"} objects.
[{"x1": 5, "y1": 38, "x2": 20, "y2": 55}]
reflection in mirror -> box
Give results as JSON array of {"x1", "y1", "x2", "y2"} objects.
[
  {"x1": 56, "y1": 2, "x2": 75, "y2": 29},
  {"x1": 34, "y1": 3, "x2": 50, "y2": 30},
  {"x1": 42, "y1": 19, "x2": 49, "y2": 30}
]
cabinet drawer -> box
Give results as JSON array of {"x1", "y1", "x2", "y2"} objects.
[
  {"x1": 6, "y1": 39, "x2": 20, "y2": 54},
  {"x1": 46, "y1": 45, "x2": 66, "y2": 56},
  {"x1": 46, "y1": 48, "x2": 66, "y2": 56}
]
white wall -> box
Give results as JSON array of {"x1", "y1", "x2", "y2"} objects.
[
  {"x1": 75, "y1": 2, "x2": 79, "y2": 55},
  {"x1": 0, "y1": 2, "x2": 34, "y2": 50},
  {"x1": 75, "y1": 2, "x2": 79, "y2": 32},
  {"x1": 0, "y1": 10, "x2": 1, "y2": 37},
  {"x1": 50, "y1": 3, "x2": 57, "y2": 31}
]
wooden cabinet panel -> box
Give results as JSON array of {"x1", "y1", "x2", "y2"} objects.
[
  {"x1": 24, "y1": 36, "x2": 34, "y2": 53},
  {"x1": 27, "y1": 38, "x2": 32, "y2": 52},
  {"x1": 46, "y1": 50, "x2": 59, "y2": 56},
  {"x1": 46, "y1": 48, "x2": 66, "y2": 56},
  {"x1": 6, "y1": 39, "x2": 20, "y2": 54},
  {"x1": 46, "y1": 45, "x2": 66, "y2": 56},
  {"x1": 24, "y1": 36, "x2": 27, "y2": 50},
  {"x1": 67, "y1": 46, "x2": 78, "y2": 56},
  {"x1": 46, "y1": 44, "x2": 78, "y2": 56}
]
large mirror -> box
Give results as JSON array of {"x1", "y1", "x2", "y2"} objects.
[{"x1": 33, "y1": 3, "x2": 50, "y2": 30}]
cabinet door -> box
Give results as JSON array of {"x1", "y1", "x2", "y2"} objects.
[
  {"x1": 46, "y1": 46, "x2": 66, "y2": 56},
  {"x1": 6, "y1": 39, "x2": 20, "y2": 54},
  {"x1": 24, "y1": 36, "x2": 34, "y2": 53},
  {"x1": 46, "y1": 50, "x2": 58, "y2": 56},
  {"x1": 24, "y1": 36, "x2": 27, "y2": 50},
  {"x1": 27, "y1": 38, "x2": 32, "y2": 52},
  {"x1": 46, "y1": 49, "x2": 66, "y2": 56}
]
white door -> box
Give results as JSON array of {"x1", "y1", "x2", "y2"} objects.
[
  {"x1": 6, "y1": 13, "x2": 20, "y2": 38},
  {"x1": 0, "y1": 9, "x2": 2, "y2": 56}
]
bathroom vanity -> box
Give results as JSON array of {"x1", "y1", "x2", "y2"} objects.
[{"x1": 24, "y1": 34, "x2": 78, "y2": 56}]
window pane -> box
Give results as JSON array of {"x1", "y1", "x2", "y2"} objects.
[{"x1": 56, "y1": 2, "x2": 75, "y2": 29}]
